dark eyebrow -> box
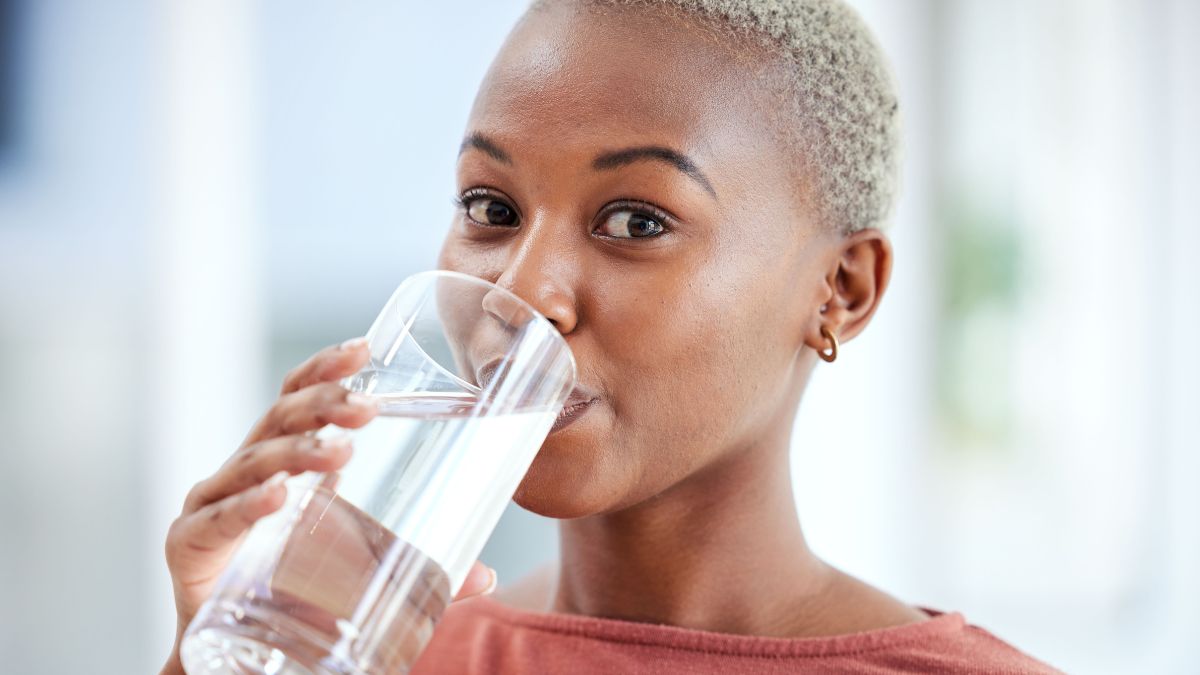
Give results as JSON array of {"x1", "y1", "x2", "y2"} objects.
[
  {"x1": 592, "y1": 146, "x2": 717, "y2": 199},
  {"x1": 458, "y1": 132, "x2": 511, "y2": 164}
]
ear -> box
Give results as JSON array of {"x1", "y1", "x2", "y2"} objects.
[{"x1": 802, "y1": 228, "x2": 893, "y2": 356}]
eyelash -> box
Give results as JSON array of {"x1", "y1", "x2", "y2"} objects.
[
  {"x1": 452, "y1": 188, "x2": 675, "y2": 236},
  {"x1": 449, "y1": 187, "x2": 498, "y2": 214}
]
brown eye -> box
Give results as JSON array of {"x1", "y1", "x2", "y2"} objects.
[
  {"x1": 596, "y1": 210, "x2": 664, "y2": 238},
  {"x1": 466, "y1": 197, "x2": 518, "y2": 227}
]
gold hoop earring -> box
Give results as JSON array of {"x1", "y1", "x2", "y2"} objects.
[{"x1": 818, "y1": 325, "x2": 839, "y2": 363}]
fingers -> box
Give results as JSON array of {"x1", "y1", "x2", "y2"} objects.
[
  {"x1": 280, "y1": 337, "x2": 371, "y2": 395},
  {"x1": 244, "y1": 382, "x2": 379, "y2": 446},
  {"x1": 273, "y1": 383, "x2": 379, "y2": 436},
  {"x1": 183, "y1": 435, "x2": 353, "y2": 515},
  {"x1": 453, "y1": 560, "x2": 498, "y2": 602},
  {"x1": 166, "y1": 472, "x2": 290, "y2": 575}
]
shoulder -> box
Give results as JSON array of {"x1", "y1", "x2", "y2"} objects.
[{"x1": 884, "y1": 609, "x2": 1063, "y2": 674}]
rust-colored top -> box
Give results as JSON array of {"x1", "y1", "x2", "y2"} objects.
[{"x1": 410, "y1": 596, "x2": 1061, "y2": 674}]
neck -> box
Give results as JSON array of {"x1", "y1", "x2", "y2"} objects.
[{"x1": 551, "y1": 430, "x2": 837, "y2": 637}]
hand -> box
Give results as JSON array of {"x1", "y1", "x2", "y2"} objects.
[{"x1": 160, "y1": 338, "x2": 497, "y2": 675}]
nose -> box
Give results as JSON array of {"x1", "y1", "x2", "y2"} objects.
[{"x1": 482, "y1": 227, "x2": 578, "y2": 335}]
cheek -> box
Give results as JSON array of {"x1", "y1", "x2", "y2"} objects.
[
  {"x1": 596, "y1": 277, "x2": 757, "y2": 452},
  {"x1": 511, "y1": 279, "x2": 744, "y2": 515},
  {"x1": 437, "y1": 233, "x2": 505, "y2": 281}
]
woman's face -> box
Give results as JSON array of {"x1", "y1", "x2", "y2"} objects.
[{"x1": 438, "y1": 3, "x2": 835, "y2": 518}]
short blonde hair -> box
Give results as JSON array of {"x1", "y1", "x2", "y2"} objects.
[{"x1": 530, "y1": 0, "x2": 901, "y2": 233}]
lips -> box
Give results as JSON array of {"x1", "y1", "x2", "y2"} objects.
[
  {"x1": 561, "y1": 388, "x2": 597, "y2": 409},
  {"x1": 470, "y1": 355, "x2": 597, "y2": 408},
  {"x1": 557, "y1": 378, "x2": 600, "y2": 416},
  {"x1": 475, "y1": 359, "x2": 504, "y2": 390},
  {"x1": 549, "y1": 393, "x2": 595, "y2": 429}
]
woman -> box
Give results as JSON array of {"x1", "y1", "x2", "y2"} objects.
[{"x1": 163, "y1": 0, "x2": 1059, "y2": 672}]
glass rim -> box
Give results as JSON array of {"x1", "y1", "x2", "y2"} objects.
[{"x1": 386, "y1": 268, "x2": 578, "y2": 386}]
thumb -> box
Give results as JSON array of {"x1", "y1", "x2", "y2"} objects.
[{"x1": 453, "y1": 561, "x2": 497, "y2": 601}]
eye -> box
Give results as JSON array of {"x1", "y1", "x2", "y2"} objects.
[
  {"x1": 463, "y1": 193, "x2": 519, "y2": 227},
  {"x1": 595, "y1": 209, "x2": 665, "y2": 238}
]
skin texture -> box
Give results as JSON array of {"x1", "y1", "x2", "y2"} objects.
[{"x1": 439, "y1": 2, "x2": 920, "y2": 637}]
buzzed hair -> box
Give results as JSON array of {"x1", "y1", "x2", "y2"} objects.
[{"x1": 529, "y1": 0, "x2": 901, "y2": 234}]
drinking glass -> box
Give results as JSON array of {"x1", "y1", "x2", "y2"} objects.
[{"x1": 181, "y1": 270, "x2": 577, "y2": 674}]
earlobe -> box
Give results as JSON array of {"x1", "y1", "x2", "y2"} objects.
[
  {"x1": 800, "y1": 272, "x2": 841, "y2": 360},
  {"x1": 817, "y1": 325, "x2": 839, "y2": 362}
]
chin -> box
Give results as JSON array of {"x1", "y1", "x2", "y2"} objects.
[
  {"x1": 506, "y1": 413, "x2": 608, "y2": 518},
  {"x1": 510, "y1": 441, "x2": 662, "y2": 520},
  {"x1": 510, "y1": 448, "x2": 604, "y2": 519}
]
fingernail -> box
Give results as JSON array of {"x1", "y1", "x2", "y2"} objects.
[
  {"x1": 339, "y1": 336, "x2": 367, "y2": 351},
  {"x1": 482, "y1": 568, "x2": 498, "y2": 595},
  {"x1": 318, "y1": 436, "x2": 352, "y2": 452},
  {"x1": 299, "y1": 437, "x2": 334, "y2": 454},
  {"x1": 346, "y1": 393, "x2": 379, "y2": 411},
  {"x1": 262, "y1": 470, "x2": 289, "y2": 492}
]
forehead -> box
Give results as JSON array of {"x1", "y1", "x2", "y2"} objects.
[{"x1": 467, "y1": 3, "x2": 788, "y2": 182}]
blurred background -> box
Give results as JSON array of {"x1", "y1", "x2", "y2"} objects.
[{"x1": 0, "y1": 0, "x2": 1196, "y2": 672}]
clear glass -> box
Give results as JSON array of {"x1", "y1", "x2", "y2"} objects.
[{"x1": 180, "y1": 270, "x2": 577, "y2": 675}]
